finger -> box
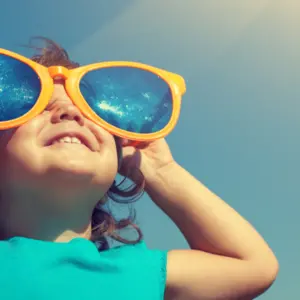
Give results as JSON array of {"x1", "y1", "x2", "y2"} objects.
[
  {"x1": 129, "y1": 141, "x2": 151, "y2": 149},
  {"x1": 121, "y1": 146, "x2": 136, "y2": 158}
]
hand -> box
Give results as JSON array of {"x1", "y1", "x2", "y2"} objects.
[{"x1": 120, "y1": 138, "x2": 175, "y2": 186}]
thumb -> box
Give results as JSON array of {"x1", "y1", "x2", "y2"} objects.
[{"x1": 121, "y1": 145, "x2": 136, "y2": 160}]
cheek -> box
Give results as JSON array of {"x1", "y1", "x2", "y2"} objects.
[
  {"x1": 89, "y1": 124, "x2": 120, "y2": 176},
  {"x1": 2, "y1": 119, "x2": 42, "y2": 159},
  {"x1": 94, "y1": 145, "x2": 119, "y2": 183},
  {"x1": 2, "y1": 137, "x2": 44, "y2": 184},
  {"x1": 0, "y1": 123, "x2": 48, "y2": 184}
]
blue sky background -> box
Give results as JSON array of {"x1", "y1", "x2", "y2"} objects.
[{"x1": 1, "y1": 1, "x2": 299, "y2": 298}]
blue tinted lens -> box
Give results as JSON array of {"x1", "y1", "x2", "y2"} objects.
[
  {"x1": 80, "y1": 66, "x2": 173, "y2": 134},
  {"x1": 0, "y1": 54, "x2": 41, "y2": 121}
]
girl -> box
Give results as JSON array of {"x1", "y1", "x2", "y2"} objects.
[{"x1": 0, "y1": 38, "x2": 278, "y2": 299}]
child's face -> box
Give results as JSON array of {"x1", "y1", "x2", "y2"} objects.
[{"x1": 0, "y1": 82, "x2": 119, "y2": 213}]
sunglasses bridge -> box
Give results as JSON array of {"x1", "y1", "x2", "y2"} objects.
[{"x1": 48, "y1": 66, "x2": 71, "y2": 80}]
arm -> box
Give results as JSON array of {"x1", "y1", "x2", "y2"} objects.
[{"x1": 145, "y1": 162, "x2": 278, "y2": 300}]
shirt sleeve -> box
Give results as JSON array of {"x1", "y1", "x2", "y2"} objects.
[
  {"x1": 106, "y1": 240, "x2": 168, "y2": 300},
  {"x1": 139, "y1": 241, "x2": 168, "y2": 299}
]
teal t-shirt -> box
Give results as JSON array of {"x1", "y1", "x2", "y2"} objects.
[{"x1": 0, "y1": 237, "x2": 168, "y2": 299}]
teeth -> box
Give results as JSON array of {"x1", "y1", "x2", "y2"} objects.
[
  {"x1": 54, "y1": 136, "x2": 82, "y2": 145},
  {"x1": 59, "y1": 136, "x2": 72, "y2": 143},
  {"x1": 71, "y1": 137, "x2": 82, "y2": 144}
]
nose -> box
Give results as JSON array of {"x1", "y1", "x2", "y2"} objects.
[
  {"x1": 51, "y1": 104, "x2": 85, "y2": 126},
  {"x1": 50, "y1": 84, "x2": 85, "y2": 126}
]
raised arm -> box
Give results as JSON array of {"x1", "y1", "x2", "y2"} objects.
[{"x1": 146, "y1": 162, "x2": 278, "y2": 300}]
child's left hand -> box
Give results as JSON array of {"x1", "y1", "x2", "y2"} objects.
[{"x1": 120, "y1": 138, "x2": 175, "y2": 186}]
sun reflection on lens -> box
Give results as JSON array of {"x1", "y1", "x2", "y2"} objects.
[{"x1": 98, "y1": 101, "x2": 124, "y2": 117}]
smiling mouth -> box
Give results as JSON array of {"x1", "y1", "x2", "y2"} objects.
[{"x1": 46, "y1": 134, "x2": 92, "y2": 151}]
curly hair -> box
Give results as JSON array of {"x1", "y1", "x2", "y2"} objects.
[{"x1": 26, "y1": 37, "x2": 144, "y2": 250}]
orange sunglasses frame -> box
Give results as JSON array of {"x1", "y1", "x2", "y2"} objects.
[{"x1": 0, "y1": 48, "x2": 186, "y2": 141}]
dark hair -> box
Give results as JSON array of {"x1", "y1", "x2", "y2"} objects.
[{"x1": 27, "y1": 37, "x2": 144, "y2": 250}]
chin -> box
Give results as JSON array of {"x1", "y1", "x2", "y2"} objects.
[
  {"x1": 44, "y1": 157, "x2": 115, "y2": 190},
  {"x1": 48, "y1": 160, "x2": 97, "y2": 179}
]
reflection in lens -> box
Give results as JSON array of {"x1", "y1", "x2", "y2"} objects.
[
  {"x1": 80, "y1": 66, "x2": 173, "y2": 134},
  {"x1": 0, "y1": 54, "x2": 41, "y2": 121}
]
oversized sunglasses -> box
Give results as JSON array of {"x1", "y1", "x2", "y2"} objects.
[{"x1": 0, "y1": 49, "x2": 186, "y2": 141}]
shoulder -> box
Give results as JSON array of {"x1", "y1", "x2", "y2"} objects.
[
  {"x1": 106, "y1": 241, "x2": 168, "y2": 274},
  {"x1": 104, "y1": 241, "x2": 168, "y2": 299}
]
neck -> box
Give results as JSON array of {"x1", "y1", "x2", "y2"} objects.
[
  {"x1": 33, "y1": 210, "x2": 93, "y2": 242},
  {"x1": 0, "y1": 188, "x2": 96, "y2": 242},
  {"x1": 52, "y1": 228, "x2": 92, "y2": 243}
]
